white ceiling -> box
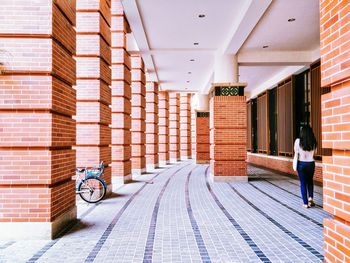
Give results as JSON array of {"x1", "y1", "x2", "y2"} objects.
[{"x1": 122, "y1": 0, "x2": 320, "y2": 97}]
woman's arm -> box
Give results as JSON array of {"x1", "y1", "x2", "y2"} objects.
[{"x1": 294, "y1": 138, "x2": 300, "y2": 153}]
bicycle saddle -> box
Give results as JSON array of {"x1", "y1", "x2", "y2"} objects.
[{"x1": 76, "y1": 168, "x2": 85, "y2": 173}]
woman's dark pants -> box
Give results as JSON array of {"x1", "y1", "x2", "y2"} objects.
[{"x1": 297, "y1": 161, "x2": 315, "y2": 205}]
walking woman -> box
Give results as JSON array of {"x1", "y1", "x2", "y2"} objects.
[{"x1": 294, "y1": 125, "x2": 317, "y2": 208}]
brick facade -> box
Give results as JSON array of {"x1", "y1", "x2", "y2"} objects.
[
  {"x1": 131, "y1": 55, "x2": 146, "y2": 175},
  {"x1": 191, "y1": 100, "x2": 197, "y2": 159},
  {"x1": 0, "y1": 0, "x2": 77, "y2": 238},
  {"x1": 210, "y1": 96, "x2": 247, "y2": 181},
  {"x1": 169, "y1": 93, "x2": 180, "y2": 162},
  {"x1": 320, "y1": 1, "x2": 350, "y2": 262},
  {"x1": 180, "y1": 94, "x2": 192, "y2": 160},
  {"x1": 145, "y1": 81, "x2": 159, "y2": 170},
  {"x1": 75, "y1": 0, "x2": 112, "y2": 189},
  {"x1": 196, "y1": 114, "x2": 210, "y2": 164},
  {"x1": 158, "y1": 91, "x2": 170, "y2": 166},
  {"x1": 110, "y1": 0, "x2": 132, "y2": 186}
]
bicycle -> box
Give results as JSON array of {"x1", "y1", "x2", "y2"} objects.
[{"x1": 75, "y1": 162, "x2": 107, "y2": 203}]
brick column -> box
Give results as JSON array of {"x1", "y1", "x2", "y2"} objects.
[
  {"x1": 0, "y1": 1, "x2": 76, "y2": 239},
  {"x1": 180, "y1": 93, "x2": 192, "y2": 160},
  {"x1": 191, "y1": 100, "x2": 197, "y2": 159},
  {"x1": 145, "y1": 82, "x2": 159, "y2": 171},
  {"x1": 196, "y1": 112, "x2": 210, "y2": 164},
  {"x1": 158, "y1": 91, "x2": 170, "y2": 166},
  {"x1": 320, "y1": 1, "x2": 350, "y2": 262},
  {"x1": 169, "y1": 93, "x2": 180, "y2": 163},
  {"x1": 210, "y1": 86, "x2": 247, "y2": 182},
  {"x1": 75, "y1": 0, "x2": 112, "y2": 190},
  {"x1": 131, "y1": 55, "x2": 146, "y2": 175},
  {"x1": 110, "y1": 0, "x2": 132, "y2": 186}
]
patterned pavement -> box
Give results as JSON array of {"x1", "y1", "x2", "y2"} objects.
[{"x1": 0, "y1": 161, "x2": 328, "y2": 263}]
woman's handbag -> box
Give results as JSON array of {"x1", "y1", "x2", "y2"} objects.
[
  {"x1": 292, "y1": 152, "x2": 298, "y2": 171},
  {"x1": 293, "y1": 139, "x2": 299, "y2": 171}
]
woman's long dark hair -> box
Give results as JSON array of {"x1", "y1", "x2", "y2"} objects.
[{"x1": 300, "y1": 125, "x2": 317, "y2": 151}]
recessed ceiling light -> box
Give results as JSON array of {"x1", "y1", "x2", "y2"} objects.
[
  {"x1": 190, "y1": 59, "x2": 195, "y2": 62},
  {"x1": 186, "y1": 80, "x2": 190, "y2": 83},
  {"x1": 198, "y1": 14, "x2": 205, "y2": 18},
  {"x1": 194, "y1": 42, "x2": 199, "y2": 45},
  {"x1": 288, "y1": 18, "x2": 296, "y2": 22},
  {"x1": 188, "y1": 72, "x2": 192, "y2": 74},
  {"x1": 263, "y1": 45, "x2": 269, "y2": 48}
]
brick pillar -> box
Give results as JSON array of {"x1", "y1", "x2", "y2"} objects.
[
  {"x1": 131, "y1": 55, "x2": 146, "y2": 175},
  {"x1": 158, "y1": 91, "x2": 170, "y2": 166},
  {"x1": 180, "y1": 93, "x2": 192, "y2": 160},
  {"x1": 0, "y1": 1, "x2": 76, "y2": 239},
  {"x1": 145, "y1": 82, "x2": 159, "y2": 171},
  {"x1": 196, "y1": 112, "x2": 210, "y2": 164},
  {"x1": 210, "y1": 86, "x2": 247, "y2": 182},
  {"x1": 75, "y1": 0, "x2": 112, "y2": 190},
  {"x1": 191, "y1": 99, "x2": 197, "y2": 159},
  {"x1": 320, "y1": 1, "x2": 350, "y2": 262},
  {"x1": 169, "y1": 93, "x2": 180, "y2": 163},
  {"x1": 110, "y1": 0, "x2": 132, "y2": 186}
]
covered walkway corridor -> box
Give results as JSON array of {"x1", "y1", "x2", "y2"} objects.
[{"x1": 1, "y1": 162, "x2": 327, "y2": 262}]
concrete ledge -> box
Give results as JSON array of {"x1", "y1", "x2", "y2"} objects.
[
  {"x1": 0, "y1": 206, "x2": 77, "y2": 240},
  {"x1": 112, "y1": 174, "x2": 132, "y2": 191},
  {"x1": 170, "y1": 158, "x2": 180, "y2": 164},
  {"x1": 146, "y1": 163, "x2": 159, "y2": 172},
  {"x1": 180, "y1": 156, "x2": 191, "y2": 160},
  {"x1": 196, "y1": 160, "x2": 210, "y2": 164},
  {"x1": 210, "y1": 174, "x2": 248, "y2": 183}
]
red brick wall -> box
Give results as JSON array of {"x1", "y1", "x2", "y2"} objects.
[
  {"x1": 110, "y1": 0, "x2": 131, "y2": 183},
  {"x1": 131, "y1": 55, "x2": 146, "y2": 173},
  {"x1": 191, "y1": 100, "x2": 196, "y2": 159},
  {"x1": 210, "y1": 96, "x2": 247, "y2": 177},
  {"x1": 169, "y1": 93, "x2": 180, "y2": 162},
  {"x1": 158, "y1": 91, "x2": 170, "y2": 165},
  {"x1": 75, "y1": 0, "x2": 112, "y2": 186},
  {"x1": 0, "y1": 1, "x2": 76, "y2": 224},
  {"x1": 180, "y1": 94, "x2": 192, "y2": 159},
  {"x1": 320, "y1": 1, "x2": 350, "y2": 262},
  {"x1": 145, "y1": 81, "x2": 159, "y2": 169},
  {"x1": 196, "y1": 115, "x2": 210, "y2": 163},
  {"x1": 247, "y1": 153, "x2": 323, "y2": 184}
]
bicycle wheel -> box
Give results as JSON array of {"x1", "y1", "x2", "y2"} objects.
[{"x1": 78, "y1": 176, "x2": 106, "y2": 203}]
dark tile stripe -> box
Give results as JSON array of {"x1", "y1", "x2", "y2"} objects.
[
  {"x1": 143, "y1": 164, "x2": 192, "y2": 263},
  {"x1": 204, "y1": 167, "x2": 271, "y2": 263},
  {"x1": 286, "y1": 180, "x2": 323, "y2": 195},
  {"x1": 249, "y1": 182, "x2": 323, "y2": 228},
  {"x1": 0, "y1": 241, "x2": 15, "y2": 250},
  {"x1": 27, "y1": 166, "x2": 174, "y2": 263},
  {"x1": 264, "y1": 179, "x2": 323, "y2": 208},
  {"x1": 26, "y1": 203, "x2": 101, "y2": 263},
  {"x1": 228, "y1": 184, "x2": 324, "y2": 261},
  {"x1": 185, "y1": 167, "x2": 211, "y2": 263},
  {"x1": 86, "y1": 164, "x2": 188, "y2": 263}
]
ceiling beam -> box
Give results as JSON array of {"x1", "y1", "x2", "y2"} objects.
[
  {"x1": 222, "y1": 0, "x2": 272, "y2": 54},
  {"x1": 238, "y1": 50, "x2": 316, "y2": 66}
]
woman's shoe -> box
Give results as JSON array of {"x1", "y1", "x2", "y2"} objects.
[
  {"x1": 308, "y1": 198, "x2": 315, "y2": 207},
  {"x1": 303, "y1": 204, "x2": 310, "y2": 208}
]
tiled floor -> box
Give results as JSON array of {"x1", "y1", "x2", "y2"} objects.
[{"x1": 0, "y1": 161, "x2": 329, "y2": 263}]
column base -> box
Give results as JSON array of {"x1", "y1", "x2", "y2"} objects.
[
  {"x1": 196, "y1": 160, "x2": 210, "y2": 164},
  {"x1": 132, "y1": 168, "x2": 146, "y2": 176},
  {"x1": 210, "y1": 173, "x2": 248, "y2": 183},
  {"x1": 180, "y1": 156, "x2": 191, "y2": 160},
  {"x1": 170, "y1": 158, "x2": 180, "y2": 164},
  {"x1": 0, "y1": 206, "x2": 77, "y2": 240},
  {"x1": 159, "y1": 160, "x2": 170, "y2": 167},
  {"x1": 146, "y1": 163, "x2": 159, "y2": 172},
  {"x1": 112, "y1": 174, "x2": 132, "y2": 191}
]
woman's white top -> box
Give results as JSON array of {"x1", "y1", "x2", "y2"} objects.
[{"x1": 294, "y1": 138, "x2": 315, "y2": 162}]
